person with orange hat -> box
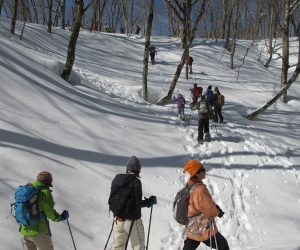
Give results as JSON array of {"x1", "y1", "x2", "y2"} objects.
[
  {"x1": 20, "y1": 171, "x2": 69, "y2": 250},
  {"x1": 182, "y1": 160, "x2": 229, "y2": 250}
]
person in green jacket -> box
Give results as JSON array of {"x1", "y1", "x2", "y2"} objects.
[{"x1": 21, "y1": 171, "x2": 69, "y2": 250}]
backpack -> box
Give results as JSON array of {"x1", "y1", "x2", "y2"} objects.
[
  {"x1": 11, "y1": 185, "x2": 43, "y2": 226},
  {"x1": 108, "y1": 181, "x2": 134, "y2": 217},
  {"x1": 173, "y1": 183, "x2": 196, "y2": 225},
  {"x1": 198, "y1": 101, "x2": 209, "y2": 114},
  {"x1": 218, "y1": 94, "x2": 225, "y2": 106}
]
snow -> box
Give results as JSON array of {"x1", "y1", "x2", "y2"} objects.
[{"x1": 0, "y1": 18, "x2": 300, "y2": 250}]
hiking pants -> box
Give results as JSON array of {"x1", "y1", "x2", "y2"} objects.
[
  {"x1": 178, "y1": 107, "x2": 185, "y2": 118},
  {"x1": 214, "y1": 106, "x2": 223, "y2": 123},
  {"x1": 21, "y1": 233, "x2": 54, "y2": 250},
  {"x1": 150, "y1": 55, "x2": 155, "y2": 65},
  {"x1": 111, "y1": 218, "x2": 145, "y2": 250},
  {"x1": 198, "y1": 118, "x2": 209, "y2": 140},
  {"x1": 183, "y1": 232, "x2": 229, "y2": 250}
]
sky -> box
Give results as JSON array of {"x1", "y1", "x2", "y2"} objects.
[{"x1": 0, "y1": 17, "x2": 300, "y2": 250}]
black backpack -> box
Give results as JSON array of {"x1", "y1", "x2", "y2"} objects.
[{"x1": 108, "y1": 180, "x2": 134, "y2": 217}]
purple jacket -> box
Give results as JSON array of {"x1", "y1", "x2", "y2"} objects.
[{"x1": 174, "y1": 94, "x2": 186, "y2": 108}]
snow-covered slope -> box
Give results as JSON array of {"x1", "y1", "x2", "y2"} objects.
[{"x1": 0, "y1": 18, "x2": 300, "y2": 250}]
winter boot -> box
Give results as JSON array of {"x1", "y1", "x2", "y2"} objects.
[{"x1": 204, "y1": 133, "x2": 211, "y2": 142}]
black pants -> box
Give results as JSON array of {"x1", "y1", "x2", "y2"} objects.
[
  {"x1": 150, "y1": 55, "x2": 155, "y2": 65},
  {"x1": 198, "y1": 118, "x2": 209, "y2": 140},
  {"x1": 214, "y1": 106, "x2": 223, "y2": 123},
  {"x1": 183, "y1": 232, "x2": 229, "y2": 250}
]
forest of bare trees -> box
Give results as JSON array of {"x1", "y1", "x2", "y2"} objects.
[{"x1": 1, "y1": 0, "x2": 300, "y2": 119}]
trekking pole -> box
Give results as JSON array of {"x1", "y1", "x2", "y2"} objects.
[
  {"x1": 125, "y1": 221, "x2": 134, "y2": 250},
  {"x1": 67, "y1": 219, "x2": 77, "y2": 250},
  {"x1": 146, "y1": 205, "x2": 153, "y2": 250},
  {"x1": 104, "y1": 220, "x2": 114, "y2": 250},
  {"x1": 209, "y1": 220, "x2": 213, "y2": 250},
  {"x1": 212, "y1": 220, "x2": 219, "y2": 250}
]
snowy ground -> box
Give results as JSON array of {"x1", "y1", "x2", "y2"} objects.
[{"x1": 0, "y1": 18, "x2": 300, "y2": 250}]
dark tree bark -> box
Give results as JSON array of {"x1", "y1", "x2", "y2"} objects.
[
  {"x1": 61, "y1": 0, "x2": 66, "y2": 29},
  {"x1": 10, "y1": 0, "x2": 19, "y2": 35},
  {"x1": 61, "y1": 0, "x2": 85, "y2": 81},
  {"x1": 142, "y1": 0, "x2": 154, "y2": 101},
  {"x1": 47, "y1": 0, "x2": 53, "y2": 32}
]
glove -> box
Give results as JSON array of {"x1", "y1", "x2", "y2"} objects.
[
  {"x1": 216, "y1": 205, "x2": 224, "y2": 218},
  {"x1": 149, "y1": 196, "x2": 157, "y2": 206},
  {"x1": 59, "y1": 210, "x2": 69, "y2": 221}
]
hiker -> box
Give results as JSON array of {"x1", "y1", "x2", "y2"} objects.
[
  {"x1": 173, "y1": 94, "x2": 186, "y2": 119},
  {"x1": 190, "y1": 83, "x2": 202, "y2": 105},
  {"x1": 65, "y1": 19, "x2": 70, "y2": 28},
  {"x1": 213, "y1": 87, "x2": 224, "y2": 123},
  {"x1": 191, "y1": 95, "x2": 212, "y2": 143},
  {"x1": 20, "y1": 171, "x2": 69, "y2": 250},
  {"x1": 135, "y1": 25, "x2": 141, "y2": 35},
  {"x1": 185, "y1": 55, "x2": 194, "y2": 74},
  {"x1": 149, "y1": 46, "x2": 157, "y2": 65},
  {"x1": 205, "y1": 85, "x2": 215, "y2": 120},
  {"x1": 182, "y1": 160, "x2": 229, "y2": 250},
  {"x1": 109, "y1": 156, "x2": 157, "y2": 250}
]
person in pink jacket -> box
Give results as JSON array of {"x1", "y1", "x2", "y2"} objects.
[{"x1": 183, "y1": 160, "x2": 229, "y2": 250}]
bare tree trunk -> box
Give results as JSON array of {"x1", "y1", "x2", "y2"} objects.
[
  {"x1": 61, "y1": 0, "x2": 85, "y2": 81},
  {"x1": 10, "y1": 0, "x2": 19, "y2": 35},
  {"x1": 142, "y1": 0, "x2": 154, "y2": 101},
  {"x1": 158, "y1": 0, "x2": 208, "y2": 105},
  {"x1": 221, "y1": 0, "x2": 228, "y2": 39},
  {"x1": 280, "y1": 0, "x2": 290, "y2": 103},
  {"x1": 61, "y1": 0, "x2": 65, "y2": 29},
  {"x1": 31, "y1": 0, "x2": 39, "y2": 24},
  {"x1": 20, "y1": 0, "x2": 27, "y2": 40},
  {"x1": 245, "y1": 25, "x2": 300, "y2": 120},
  {"x1": 265, "y1": 0, "x2": 274, "y2": 68},
  {"x1": 53, "y1": 0, "x2": 60, "y2": 27},
  {"x1": 47, "y1": 0, "x2": 53, "y2": 32},
  {"x1": 224, "y1": 1, "x2": 233, "y2": 50},
  {"x1": 230, "y1": 0, "x2": 239, "y2": 69},
  {"x1": 0, "y1": 0, "x2": 4, "y2": 15}
]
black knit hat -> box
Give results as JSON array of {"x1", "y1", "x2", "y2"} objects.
[
  {"x1": 37, "y1": 171, "x2": 53, "y2": 186},
  {"x1": 126, "y1": 156, "x2": 141, "y2": 177}
]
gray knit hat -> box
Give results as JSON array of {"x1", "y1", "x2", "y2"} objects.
[
  {"x1": 37, "y1": 171, "x2": 53, "y2": 186},
  {"x1": 126, "y1": 156, "x2": 141, "y2": 177}
]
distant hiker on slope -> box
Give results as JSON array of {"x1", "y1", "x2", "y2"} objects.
[
  {"x1": 16, "y1": 171, "x2": 69, "y2": 250},
  {"x1": 108, "y1": 156, "x2": 157, "y2": 250},
  {"x1": 149, "y1": 46, "x2": 157, "y2": 65},
  {"x1": 191, "y1": 95, "x2": 212, "y2": 143},
  {"x1": 213, "y1": 87, "x2": 224, "y2": 123},
  {"x1": 184, "y1": 55, "x2": 194, "y2": 74},
  {"x1": 182, "y1": 160, "x2": 229, "y2": 250},
  {"x1": 190, "y1": 83, "x2": 202, "y2": 105},
  {"x1": 173, "y1": 93, "x2": 186, "y2": 119}
]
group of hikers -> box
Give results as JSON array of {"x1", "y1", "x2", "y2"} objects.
[
  {"x1": 173, "y1": 83, "x2": 225, "y2": 143},
  {"x1": 14, "y1": 157, "x2": 229, "y2": 250}
]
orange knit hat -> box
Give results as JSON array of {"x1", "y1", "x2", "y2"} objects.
[{"x1": 183, "y1": 160, "x2": 203, "y2": 177}]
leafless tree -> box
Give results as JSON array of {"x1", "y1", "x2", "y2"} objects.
[
  {"x1": 158, "y1": 0, "x2": 208, "y2": 105},
  {"x1": 10, "y1": 0, "x2": 19, "y2": 34},
  {"x1": 142, "y1": 0, "x2": 154, "y2": 101},
  {"x1": 61, "y1": 0, "x2": 94, "y2": 81}
]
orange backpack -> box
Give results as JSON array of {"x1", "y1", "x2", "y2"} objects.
[{"x1": 218, "y1": 95, "x2": 225, "y2": 106}]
